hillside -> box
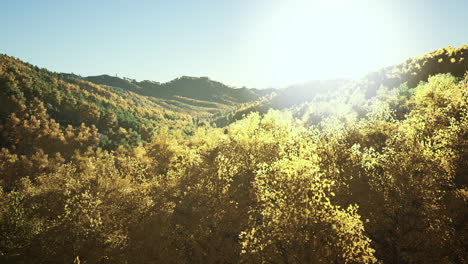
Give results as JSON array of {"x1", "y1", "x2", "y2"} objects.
[
  {"x1": 364, "y1": 45, "x2": 468, "y2": 96},
  {"x1": 212, "y1": 45, "x2": 468, "y2": 126},
  {"x1": 0, "y1": 55, "x2": 274, "y2": 150}
]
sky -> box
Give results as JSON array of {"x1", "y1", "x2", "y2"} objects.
[{"x1": 1, "y1": 0, "x2": 467, "y2": 88}]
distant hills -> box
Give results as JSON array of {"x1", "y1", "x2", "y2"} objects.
[
  {"x1": 62, "y1": 73, "x2": 273, "y2": 107},
  {"x1": 0, "y1": 54, "x2": 275, "y2": 149},
  {"x1": 1, "y1": 45, "x2": 467, "y2": 148}
]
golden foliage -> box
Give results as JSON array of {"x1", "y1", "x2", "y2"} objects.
[{"x1": 0, "y1": 60, "x2": 467, "y2": 263}]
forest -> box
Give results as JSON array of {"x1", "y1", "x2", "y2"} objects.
[{"x1": 0, "y1": 45, "x2": 467, "y2": 263}]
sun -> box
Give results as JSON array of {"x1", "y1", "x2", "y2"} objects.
[{"x1": 242, "y1": 0, "x2": 405, "y2": 87}]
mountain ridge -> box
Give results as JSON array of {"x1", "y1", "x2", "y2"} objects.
[
  {"x1": 1, "y1": 45, "x2": 467, "y2": 147},
  {"x1": 61, "y1": 73, "x2": 273, "y2": 106}
]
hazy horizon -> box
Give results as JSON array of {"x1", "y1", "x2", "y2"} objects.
[{"x1": 2, "y1": 0, "x2": 467, "y2": 88}]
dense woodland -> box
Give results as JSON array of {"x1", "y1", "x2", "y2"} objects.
[{"x1": 0, "y1": 46, "x2": 467, "y2": 263}]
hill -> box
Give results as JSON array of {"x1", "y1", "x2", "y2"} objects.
[
  {"x1": 0, "y1": 55, "x2": 274, "y2": 150},
  {"x1": 0, "y1": 55, "x2": 191, "y2": 150},
  {"x1": 66, "y1": 73, "x2": 272, "y2": 110},
  {"x1": 212, "y1": 45, "x2": 468, "y2": 126}
]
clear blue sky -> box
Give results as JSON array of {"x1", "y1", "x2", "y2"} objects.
[{"x1": 1, "y1": 0, "x2": 467, "y2": 88}]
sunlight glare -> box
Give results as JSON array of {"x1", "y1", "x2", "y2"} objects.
[{"x1": 245, "y1": 0, "x2": 404, "y2": 87}]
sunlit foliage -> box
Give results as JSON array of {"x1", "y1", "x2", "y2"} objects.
[{"x1": 0, "y1": 47, "x2": 467, "y2": 263}]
